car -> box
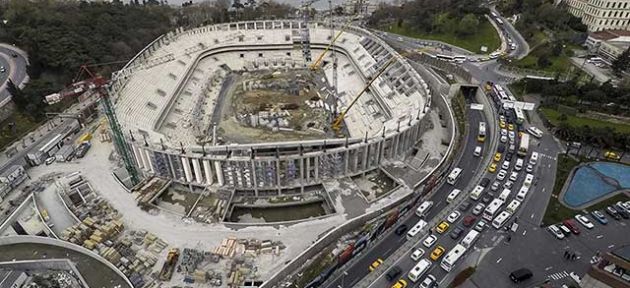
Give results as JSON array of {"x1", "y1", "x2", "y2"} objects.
[
  {"x1": 430, "y1": 246, "x2": 445, "y2": 261},
  {"x1": 391, "y1": 279, "x2": 408, "y2": 288},
  {"x1": 510, "y1": 268, "x2": 533, "y2": 283},
  {"x1": 603, "y1": 151, "x2": 621, "y2": 160},
  {"x1": 503, "y1": 180, "x2": 513, "y2": 189},
  {"x1": 547, "y1": 225, "x2": 565, "y2": 239},
  {"x1": 474, "y1": 146, "x2": 482, "y2": 156},
  {"x1": 590, "y1": 210, "x2": 608, "y2": 225},
  {"x1": 459, "y1": 201, "x2": 472, "y2": 212},
  {"x1": 505, "y1": 152, "x2": 513, "y2": 161},
  {"x1": 472, "y1": 203, "x2": 485, "y2": 216},
  {"x1": 557, "y1": 224, "x2": 571, "y2": 236},
  {"x1": 0, "y1": 66, "x2": 5, "y2": 73},
  {"x1": 574, "y1": 214, "x2": 594, "y2": 229},
  {"x1": 419, "y1": 274, "x2": 437, "y2": 288},
  {"x1": 562, "y1": 219, "x2": 581, "y2": 234},
  {"x1": 447, "y1": 211, "x2": 461, "y2": 223},
  {"x1": 411, "y1": 248, "x2": 425, "y2": 261},
  {"x1": 480, "y1": 178, "x2": 490, "y2": 187},
  {"x1": 491, "y1": 181, "x2": 501, "y2": 191},
  {"x1": 423, "y1": 235, "x2": 437, "y2": 248},
  {"x1": 481, "y1": 195, "x2": 492, "y2": 204},
  {"x1": 499, "y1": 115, "x2": 506, "y2": 122},
  {"x1": 613, "y1": 204, "x2": 629, "y2": 219},
  {"x1": 497, "y1": 169, "x2": 507, "y2": 180},
  {"x1": 488, "y1": 163, "x2": 497, "y2": 173},
  {"x1": 501, "y1": 160, "x2": 510, "y2": 170},
  {"x1": 474, "y1": 220, "x2": 487, "y2": 232},
  {"x1": 450, "y1": 226, "x2": 464, "y2": 239},
  {"x1": 508, "y1": 123, "x2": 515, "y2": 131},
  {"x1": 500, "y1": 135, "x2": 508, "y2": 143},
  {"x1": 386, "y1": 266, "x2": 403, "y2": 282},
  {"x1": 508, "y1": 130, "x2": 516, "y2": 141},
  {"x1": 499, "y1": 120, "x2": 506, "y2": 128},
  {"x1": 500, "y1": 129, "x2": 508, "y2": 137},
  {"x1": 435, "y1": 221, "x2": 450, "y2": 234},
  {"x1": 509, "y1": 171, "x2": 519, "y2": 181},
  {"x1": 463, "y1": 215, "x2": 477, "y2": 227},
  {"x1": 45, "y1": 157, "x2": 56, "y2": 165},
  {"x1": 369, "y1": 258, "x2": 383, "y2": 272},
  {"x1": 494, "y1": 152, "x2": 502, "y2": 162},
  {"x1": 526, "y1": 163, "x2": 534, "y2": 173},
  {"x1": 606, "y1": 206, "x2": 621, "y2": 220},
  {"x1": 394, "y1": 224, "x2": 408, "y2": 236},
  {"x1": 618, "y1": 201, "x2": 630, "y2": 212},
  {"x1": 497, "y1": 144, "x2": 506, "y2": 153}
]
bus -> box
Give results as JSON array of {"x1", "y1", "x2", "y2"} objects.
[
  {"x1": 518, "y1": 133, "x2": 530, "y2": 157},
  {"x1": 407, "y1": 219, "x2": 428, "y2": 240},
  {"x1": 514, "y1": 108, "x2": 525, "y2": 125},
  {"x1": 483, "y1": 198, "x2": 504, "y2": 221},
  {"x1": 409, "y1": 259, "x2": 432, "y2": 282},
  {"x1": 478, "y1": 122, "x2": 486, "y2": 142},
  {"x1": 440, "y1": 244, "x2": 467, "y2": 272},
  {"x1": 454, "y1": 55, "x2": 467, "y2": 63},
  {"x1": 469, "y1": 185, "x2": 484, "y2": 201},
  {"x1": 492, "y1": 210, "x2": 512, "y2": 229},
  {"x1": 446, "y1": 168, "x2": 462, "y2": 185},
  {"x1": 437, "y1": 54, "x2": 455, "y2": 62},
  {"x1": 460, "y1": 230, "x2": 480, "y2": 249}
]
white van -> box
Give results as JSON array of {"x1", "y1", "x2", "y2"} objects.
[
  {"x1": 523, "y1": 174, "x2": 534, "y2": 187},
  {"x1": 447, "y1": 189, "x2": 462, "y2": 203},
  {"x1": 474, "y1": 146, "x2": 482, "y2": 157},
  {"x1": 498, "y1": 188, "x2": 511, "y2": 202},
  {"x1": 529, "y1": 152, "x2": 539, "y2": 165},
  {"x1": 506, "y1": 199, "x2": 521, "y2": 213},
  {"x1": 527, "y1": 126, "x2": 543, "y2": 138},
  {"x1": 469, "y1": 185, "x2": 484, "y2": 201},
  {"x1": 514, "y1": 158, "x2": 524, "y2": 171},
  {"x1": 516, "y1": 185, "x2": 529, "y2": 201},
  {"x1": 408, "y1": 259, "x2": 432, "y2": 283},
  {"x1": 416, "y1": 201, "x2": 434, "y2": 217}
]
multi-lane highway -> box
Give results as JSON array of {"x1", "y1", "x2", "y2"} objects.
[
  {"x1": 323, "y1": 87, "x2": 492, "y2": 288},
  {"x1": 0, "y1": 44, "x2": 29, "y2": 103}
]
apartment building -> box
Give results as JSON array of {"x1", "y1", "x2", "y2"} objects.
[{"x1": 564, "y1": 0, "x2": 630, "y2": 31}]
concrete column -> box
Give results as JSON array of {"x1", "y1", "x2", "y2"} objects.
[
  {"x1": 344, "y1": 150, "x2": 349, "y2": 174},
  {"x1": 275, "y1": 160, "x2": 281, "y2": 192},
  {"x1": 144, "y1": 150, "x2": 154, "y2": 173},
  {"x1": 362, "y1": 145, "x2": 369, "y2": 170},
  {"x1": 299, "y1": 157, "x2": 305, "y2": 185},
  {"x1": 306, "y1": 157, "x2": 311, "y2": 181},
  {"x1": 192, "y1": 158, "x2": 203, "y2": 183},
  {"x1": 250, "y1": 160, "x2": 258, "y2": 196},
  {"x1": 167, "y1": 154, "x2": 177, "y2": 179},
  {"x1": 378, "y1": 140, "x2": 385, "y2": 164},
  {"x1": 203, "y1": 160, "x2": 213, "y2": 185},
  {"x1": 314, "y1": 157, "x2": 319, "y2": 180},
  {"x1": 214, "y1": 161, "x2": 224, "y2": 186},
  {"x1": 352, "y1": 149, "x2": 359, "y2": 172},
  {"x1": 181, "y1": 157, "x2": 193, "y2": 182}
]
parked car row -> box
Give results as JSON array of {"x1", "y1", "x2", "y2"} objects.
[{"x1": 547, "y1": 201, "x2": 630, "y2": 239}]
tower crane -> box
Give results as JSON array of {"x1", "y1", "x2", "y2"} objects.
[{"x1": 331, "y1": 54, "x2": 401, "y2": 134}]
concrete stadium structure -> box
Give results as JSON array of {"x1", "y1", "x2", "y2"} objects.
[{"x1": 110, "y1": 20, "x2": 432, "y2": 194}]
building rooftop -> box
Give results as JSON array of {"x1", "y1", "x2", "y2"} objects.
[{"x1": 590, "y1": 29, "x2": 630, "y2": 41}]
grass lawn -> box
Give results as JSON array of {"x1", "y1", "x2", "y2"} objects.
[
  {"x1": 541, "y1": 107, "x2": 630, "y2": 134},
  {"x1": 542, "y1": 155, "x2": 630, "y2": 225},
  {"x1": 385, "y1": 21, "x2": 501, "y2": 53},
  {"x1": 513, "y1": 51, "x2": 571, "y2": 73},
  {"x1": 0, "y1": 111, "x2": 39, "y2": 151}
]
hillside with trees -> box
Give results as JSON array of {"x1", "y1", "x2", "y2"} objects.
[{"x1": 367, "y1": 0, "x2": 500, "y2": 53}]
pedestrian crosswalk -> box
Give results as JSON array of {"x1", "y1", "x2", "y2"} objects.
[
  {"x1": 539, "y1": 153, "x2": 557, "y2": 161},
  {"x1": 548, "y1": 271, "x2": 569, "y2": 281}
]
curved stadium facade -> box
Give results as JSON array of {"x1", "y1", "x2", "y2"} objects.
[{"x1": 109, "y1": 20, "x2": 432, "y2": 194}]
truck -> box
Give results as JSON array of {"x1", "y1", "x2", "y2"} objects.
[
  {"x1": 159, "y1": 248, "x2": 180, "y2": 281},
  {"x1": 518, "y1": 134, "x2": 530, "y2": 157},
  {"x1": 75, "y1": 142, "x2": 92, "y2": 158}
]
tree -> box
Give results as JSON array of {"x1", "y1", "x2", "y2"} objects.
[
  {"x1": 457, "y1": 14, "x2": 479, "y2": 37},
  {"x1": 612, "y1": 47, "x2": 630, "y2": 75},
  {"x1": 537, "y1": 54, "x2": 551, "y2": 68}
]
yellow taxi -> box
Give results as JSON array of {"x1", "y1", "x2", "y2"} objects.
[
  {"x1": 392, "y1": 279, "x2": 408, "y2": 288},
  {"x1": 430, "y1": 245, "x2": 446, "y2": 261},
  {"x1": 369, "y1": 258, "x2": 383, "y2": 272},
  {"x1": 488, "y1": 163, "x2": 497, "y2": 173},
  {"x1": 508, "y1": 123, "x2": 515, "y2": 131},
  {"x1": 604, "y1": 151, "x2": 621, "y2": 160},
  {"x1": 499, "y1": 120, "x2": 506, "y2": 128},
  {"x1": 494, "y1": 152, "x2": 502, "y2": 162},
  {"x1": 436, "y1": 221, "x2": 450, "y2": 234}
]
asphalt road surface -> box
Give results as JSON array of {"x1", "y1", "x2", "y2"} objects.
[
  {"x1": 323, "y1": 89, "x2": 489, "y2": 288},
  {"x1": 0, "y1": 44, "x2": 29, "y2": 102}
]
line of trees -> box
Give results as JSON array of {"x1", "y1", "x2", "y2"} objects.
[{"x1": 367, "y1": 0, "x2": 489, "y2": 38}]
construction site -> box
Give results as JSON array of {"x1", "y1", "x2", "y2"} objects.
[{"x1": 217, "y1": 68, "x2": 337, "y2": 144}]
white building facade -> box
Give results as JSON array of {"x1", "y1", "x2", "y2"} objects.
[{"x1": 564, "y1": 0, "x2": 630, "y2": 31}]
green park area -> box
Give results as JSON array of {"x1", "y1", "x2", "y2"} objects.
[
  {"x1": 541, "y1": 107, "x2": 630, "y2": 134},
  {"x1": 542, "y1": 155, "x2": 630, "y2": 225},
  {"x1": 386, "y1": 21, "x2": 501, "y2": 54},
  {"x1": 512, "y1": 43, "x2": 575, "y2": 73}
]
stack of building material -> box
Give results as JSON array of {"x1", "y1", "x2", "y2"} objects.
[
  {"x1": 101, "y1": 246, "x2": 122, "y2": 264},
  {"x1": 193, "y1": 270, "x2": 207, "y2": 283},
  {"x1": 212, "y1": 236, "x2": 237, "y2": 258}
]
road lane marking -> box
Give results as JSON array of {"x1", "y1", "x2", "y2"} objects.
[
  {"x1": 596, "y1": 235, "x2": 603, "y2": 239},
  {"x1": 522, "y1": 230, "x2": 527, "y2": 236},
  {"x1": 608, "y1": 244, "x2": 615, "y2": 249},
  {"x1": 496, "y1": 257, "x2": 502, "y2": 263},
  {"x1": 545, "y1": 266, "x2": 553, "y2": 271},
  {"x1": 531, "y1": 213, "x2": 535, "y2": 219}
]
